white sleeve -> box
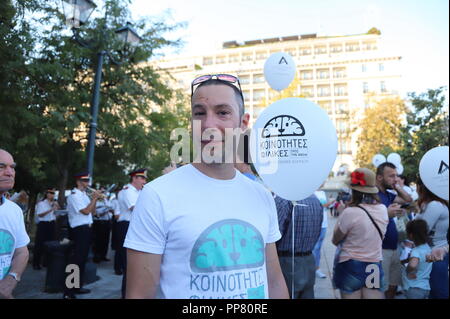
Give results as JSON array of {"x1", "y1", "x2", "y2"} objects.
[
  {"x1": 68, "y1": 192, "x2": 88, "y2": 214},
  {"x1": 265, "y1": 191, "x2": 282, "y2": 244},
  {"x1": 14, "y1": 206, "x2": 30, "y2": 249},
  {"x1": 35, "y1": 201, "x2": 47, "y2": 215},
  {"x1": 124, "y1": 185, "x2": 167, "y2": 254},
  {"x1": 123, "y1": 189, "x2": 135, "y2": 211}
]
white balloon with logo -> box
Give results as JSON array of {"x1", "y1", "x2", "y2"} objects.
[
  {"x1": 387, "y1": 152, "x2": 402, "y2": 167},
  {"x1": 263, "y1": 52, "x2": 296, "y2": 92},
  {"x1": 396, "y1": 163, "x2": 404, "y2": 175},
  {"x1": 372, "y1": 154, "x2": 387, "y2": 168},
  {"x1": 419, "y1": 146, "x2": 449, "y2": 200},
  {"x1": 250, "y1": 98, "x2": 338, "y2": 200}
]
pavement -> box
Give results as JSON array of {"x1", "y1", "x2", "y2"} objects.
[{"x1": 13, "y1": 215, "x2": 346, "y2": 299}]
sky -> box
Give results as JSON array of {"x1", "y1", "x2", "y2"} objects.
[{"x1": 128, "y1": 0, "x2": 449, "y2": 98}]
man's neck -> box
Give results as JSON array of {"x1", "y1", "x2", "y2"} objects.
[
  {"x1": 130, "y1": 182, "x2": 141, "y2": 191},
  {"x1": 376, "y1": 182, "x2": 386, "y2": 193},
  {"x1": 192, "y1": 162, "x2": 236, "y2": 180}
]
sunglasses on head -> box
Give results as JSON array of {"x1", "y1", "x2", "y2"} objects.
[{"x1": 191, "y1": 74, "x2": 244, "y2": 100}]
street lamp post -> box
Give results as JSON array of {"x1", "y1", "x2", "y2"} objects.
[{"x1": 61, "y1": 0, "x2": 141, "y2": 184}]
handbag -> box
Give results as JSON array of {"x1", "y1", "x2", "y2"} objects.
[{"x1": 357, "y1": 205, "x2": 383, "y2": 240}]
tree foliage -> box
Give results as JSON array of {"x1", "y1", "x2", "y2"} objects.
[
  {"x1": 399, "y1": 87, "x2": 449, "y2": 182},
  {"x1": 355, "y1": 96, "x2": 407, "y2": 169},
  {"x1": 1, "y1": 0, "x2": 189, "y2": 206}
]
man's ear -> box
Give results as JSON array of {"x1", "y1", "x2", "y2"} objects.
[{"x1": 240, "y1": 113, "x2": 250, "y2": 130}]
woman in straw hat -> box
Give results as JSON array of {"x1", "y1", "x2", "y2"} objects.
[{"x1": 332, "y1": 168, "x2": 389, "y2": 299}]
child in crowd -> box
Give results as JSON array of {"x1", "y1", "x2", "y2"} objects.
[{"x1": 401, "y1": 219, "x2": 432, "y2": 299}]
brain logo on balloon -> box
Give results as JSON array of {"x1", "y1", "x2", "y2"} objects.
[{"x1": 262, "y1": 115, "x2": 305, "y2": 138}]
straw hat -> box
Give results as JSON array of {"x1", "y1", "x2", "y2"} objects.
[{"x1": 348, "y1": 168, "x2": 379, "y2": 194}]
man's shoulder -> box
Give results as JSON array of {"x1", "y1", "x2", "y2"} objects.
[{"x1": 2, "y1": 199, "x2": 23, "y2": 215}]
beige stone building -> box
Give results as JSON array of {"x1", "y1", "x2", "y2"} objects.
[{"x1": 155, "y1": 31, "x2": 402, "y2": 173}]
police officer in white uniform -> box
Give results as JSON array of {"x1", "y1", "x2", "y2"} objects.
[
  {"x1": 63, "y1": 172, "x2": 101, "y2": 299},
  {"x1": 32, "y1": 188, "x2": 59, "y2": 270},
  {"x1": 116, "y1": 168, "x2": 147, "y2": 298}
]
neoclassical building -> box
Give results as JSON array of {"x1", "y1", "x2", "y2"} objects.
[{"x1": 155, "y1": 30, "x2": 402, "y2": 173}]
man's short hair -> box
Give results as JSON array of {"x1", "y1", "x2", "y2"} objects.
[
  {"x1": 191, "y1": 79, "x2": 245, "y2": 117},
  {"x1": 376, "y1": 162, "x2": 397, "y2": 176}
]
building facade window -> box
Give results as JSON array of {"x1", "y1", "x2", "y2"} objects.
[
  {"x1": 330, "y1": 45, "x2": 342, "y2": 53},
  {"x1": 334, "y1": 84, "x2": 347, "y2": 96},
  {"x1": 379, "y1": 63, "x2": 384, "y2": 71},
  {"x1": 336, "y1": 100, "x2": 348, "y2": 113},
  {"x1": 256, "y1": 51, "x2": 267, "y2": 60},
  {"x1": 253, "y1": 74, "x2": 265, "y2": 84},
  {"x1": 317, "y1": 69, "x2": 329, "y2": 79},
  {"x1": 300, "y1": 86, "x2": 314, "y2": 98},
  {"x1": 361, "y1": 64, "x2": 367, "y2": 72},
  {"x1": 380, "y1": 81, "x2": 386, "y2": 93},
  {"x1": 333, "y1": 68, "x2": 346, "y2": 78},
  {"x1": 203, "y1": 57, "x2": 213, "y2": 65},
  {"x1": 240, "y1": 75, "x2": 250, "y2": 85},
  {"x1": 253, "y1": 89, "x2": 265, "y2": 102},
  {"x1": 242, "y1": 53, "x2": 253, "y2": 61},
  {"x1": 300, "y1": 70, "x2": 313, "y2": 80},
  {"x1": 317, "y1": 85, "x2": 330, "y2": 97},
  {"x1": 243, "y1": 90, "x2": 250, "y2": 102},
  {"x1": 319, "y1": 101, "x2": 332, "y2": 114},
  {"x1": 300, "y1": 47, "x2": 311, "y2": 55},
  {"x1": 363, "y1": 82, "x2": 369, "y2": 93},
  {"x1": 229, "y1": 55, "x2": 239, "y2": 63},
  {"x1": 315, "y1": 46, "x2": 327, "y2": 54}
]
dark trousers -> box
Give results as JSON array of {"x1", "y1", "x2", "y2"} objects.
[
  {"x1": 64, "y1": 224, "x2": 92, "y2": 295},
  {"x1": 116, "y1": 220, "x2": 129, "y2": 298},
  {"x1": 279, "y1": 254, "x2": 316, "y2": 299},
  {"x1": 33, "y1": 221, "x2": 56, "y2": 267},
  {"x1": 92, "y1": 220, "x2": 111, "y2": 261}
]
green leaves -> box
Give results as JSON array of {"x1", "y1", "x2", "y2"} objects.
[{"x1": 1, "y1": 0, "x2": 189, "y2": 196}]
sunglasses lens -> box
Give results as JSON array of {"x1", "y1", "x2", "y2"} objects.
[
  {"x1": 192, "y1": 75, "x2": 212, "y2": 86},
  {"x1": 217, "y1": 74, "x2": 238, "y2": 83}
]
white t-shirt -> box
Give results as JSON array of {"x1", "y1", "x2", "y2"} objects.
[
  {"x1": 67, "y1": 188, "x2": 93, "y2": 228},
  {"x1": 0, "y1": 197, "x2": 30, "y2": 279},
  {"x1": 314, "y1": 190, "x2": 328, "y2": 228},
  {"x1": 35, "y1": 200, "x2": 56, "y2": 222},
  {"x1": 118, "y1": 184, "x2": 140, "y2": 222},
  {"x1": 124, "y1": 164, "x2": 281, "y2": 299}
]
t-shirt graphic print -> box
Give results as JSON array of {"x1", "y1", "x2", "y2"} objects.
[{"x1": 189, "y1": 219, "x2": 266, "y2": 299}]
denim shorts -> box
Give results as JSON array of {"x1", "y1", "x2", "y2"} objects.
[{"x1": 333, "y1": 259, "x2": 384, "y2": 294}]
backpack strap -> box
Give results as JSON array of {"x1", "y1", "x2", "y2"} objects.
[{"x1": 357, "y1": 205, "x2": 383, "y2": 240}]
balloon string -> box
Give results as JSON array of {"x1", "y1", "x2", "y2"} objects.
[{"x1": 291, "y1": 201, "x2": 296, "y2": 299}]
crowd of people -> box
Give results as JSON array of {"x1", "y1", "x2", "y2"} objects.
[{"x1": 0, "y1": 73, "x2": 448, "y2": 300}]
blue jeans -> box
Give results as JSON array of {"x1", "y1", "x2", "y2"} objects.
[
  {"x1": 405, "y1": 287, "x2": 429, "y2": 299},
  {"x1": 429, "y1": 252, "x2": 449, "y2": 299},
  {"x1": 333, "y1": 259, "x2": 384, "y2": 294},
  {"x1": 312, "y1": 228, "x2": 327, "y2": 267}
]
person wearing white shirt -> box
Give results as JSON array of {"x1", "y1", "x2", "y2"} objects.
[
  {"x1": 32, "y1": 188, "x2": 59, "y2": 270},
  {"x1": 109, "y1": 192, "x2": 122, "y2": 275},
  {"x1": 63, "y1": 172, "x2": 101, "y2": 299},
  {"x1": 92, "y1": 190, "x2": 113, "y2": 263},
  {"x1": 0, "y1": 149, "x2": 30, "y2": 299},
  {"x1": 117, "y1": 168, "x2": 147, "y2": 298}
]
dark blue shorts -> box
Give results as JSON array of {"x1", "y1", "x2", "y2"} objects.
[{"x1": 333, "y1": 259, "x2": 384, "y2": 294}]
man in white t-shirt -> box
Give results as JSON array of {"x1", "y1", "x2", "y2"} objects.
[
  {"x1": 0, "y1": 149, "x2": 30, "y2": 299},
  {"x1": 124, "y1": 75, "x2": 289, "y2": 299}
]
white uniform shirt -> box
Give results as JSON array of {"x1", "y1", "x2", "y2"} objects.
[
  {"x1": 110, "y1": 198, "x2": 120, "y2": 218},
  {"x1": 35, "y1": 200, "x2": 56, "y2": 222},
  {"x1": 94, "y1": 199, "x2": 112, "y2": 221},
  {"x1": 0, "y1": 196, "x2": 30, "y2": 279},
  {"x1": 117, "y1": 184, "x2": 140, "y2": 222},
  {"x1": 67, "y1": 188, "x2": 93, "y2": 228}
]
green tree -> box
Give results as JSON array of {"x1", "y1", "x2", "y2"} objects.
[
  {"x1": 1, "y1": 0, "x2": 189, "y2": 213},
  {"x1": 399, "y1": 87, "x2": 449, "y2": 182},
  {"x1": 355, "y1": 96, "x2": 407, "y2": 169}
]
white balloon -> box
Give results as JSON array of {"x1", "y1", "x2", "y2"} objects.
[
  {"x1": 387, "y1": 152, "x2": 402, "y2": 166},
  {"x1": 372, "y1": 154, "x2": 387, "y2": 168},
  {"x1": 263, "y1": 52, "x2": 296, "y2": 91},
  {"x1": 396, "y1": 163, "x2": 404, "y2": 175},
  {"x1": 250, "y1": 98, "x2": 338, "y2": 200},
  {"x1": 419, "y1": 146, "x2": 449, "y2": 200}
]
